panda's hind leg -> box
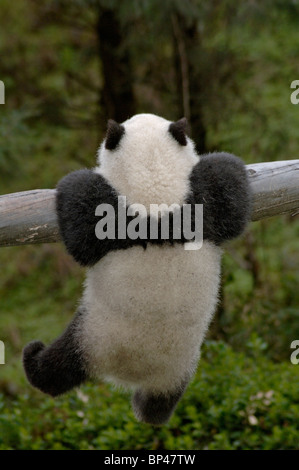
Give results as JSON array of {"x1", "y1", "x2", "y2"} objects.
[
  {"x1": 132, "y1": 382, "x2": 188, "y2": 426},
  {"x1": 23, "y1": 307, "x2": 87, "y2": 397}
]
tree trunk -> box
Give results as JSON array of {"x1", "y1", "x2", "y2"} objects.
[
  {"x1": 97, "y1": 6, "x2": 136, "y2": 124},
  {"x1": 172, "y1": 13, "x2": 207, "y2": 154}
]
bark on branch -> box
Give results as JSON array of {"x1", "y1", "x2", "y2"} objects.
[{"x1": 0, "y1": 160, "x2": 298, "y2": 247}]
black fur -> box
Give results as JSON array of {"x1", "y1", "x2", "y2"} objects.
[
  {"x1": 56, "y1": 154, "x2": 251, "y2": 267},
  {"x1": 132, "y1": 383, "x2": 187, "y2": 426},
  {"x1": 56, "y1": 170, "x2": 190, "y2": 267},
  {"x1": 169, "y1": 118, "x2": 188, "y2": 146},
  {"x1": 105, "y1": 119, "x2": 125, "y2": 150},
  {"x1": 187, "y1": 152, "x2": 252, "y2": 245},
  {"x1": 23, "y1": 308, "x2": 87, "y2": 396},
  {"x1": 56, "y1": 169, "x2": 120, "y2": 267}
]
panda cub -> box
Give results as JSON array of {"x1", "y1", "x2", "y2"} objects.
[{"x1": 23, "y1": 113, "x2": 251, "y2": 425}]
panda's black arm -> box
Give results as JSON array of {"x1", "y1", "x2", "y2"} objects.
[
  {"x1": 56, "y1": 169, "x2": 118, "y2": 267},
  {"x1": 188, "y1": 152, "x2": 252, "y2": 245}
]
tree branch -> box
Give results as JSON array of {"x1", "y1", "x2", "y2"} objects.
[
  {"x1": 0, "y1": 160, "x2": 298, "y2": 247},
  {"x1": 247, "y1": 160, "x2": 299, "y2": 221}
]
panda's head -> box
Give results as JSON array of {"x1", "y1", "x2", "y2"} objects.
[{"x1": 96, "y1": 114, "x2": 199, "y2": 209}]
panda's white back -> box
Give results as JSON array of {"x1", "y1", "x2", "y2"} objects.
[
  {"x1": 79, "y1": 114, "x2": 222, "y2": 393},
  {"x1": 82, "y1": 242, "x2": 221, "y2": 392}
]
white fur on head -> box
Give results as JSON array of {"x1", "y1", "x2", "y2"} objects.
[{"x1": 95, "y1": 114, "x2": 199, "y2": 211}]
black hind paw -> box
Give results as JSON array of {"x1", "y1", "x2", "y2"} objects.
[
  {"x1": 23, "y1": 340, "x2": 45, "y2": 380},
  {"x1": 22, "y1": 340, "x2": 52, "y2": 394},
  {"x1": 23, "y1": 309, "x2": 88, "y2": 397},
  {"x1": 22, "y1": 319, "x2": 87, "y2": 397},
  {"x1": 132, "y1": 385, "x2": 186, "y2": 426},
  {"x1": 23, "y1": 340, "x2": 45, "y2": 361}
]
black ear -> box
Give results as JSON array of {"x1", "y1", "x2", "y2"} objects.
[
  {"x1": 105, "y1": 119, "x2": 125, "y2": 150},
  {"x1": 169, "y1": 117, "x2": 188, "y2": 146}
]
